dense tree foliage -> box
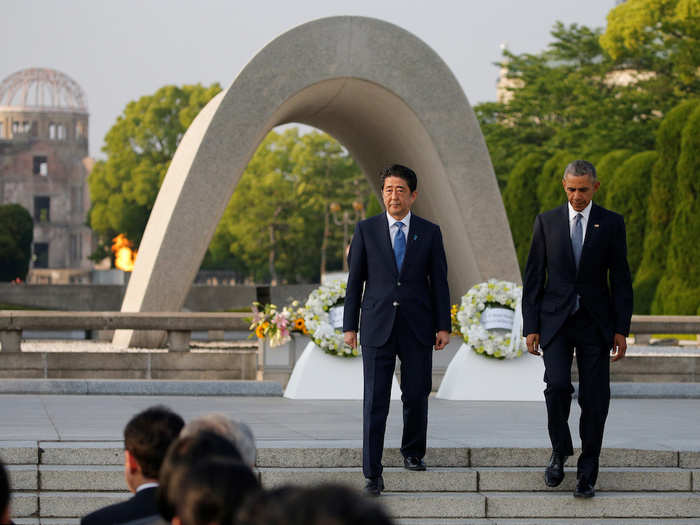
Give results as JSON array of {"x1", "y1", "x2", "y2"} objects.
[
  {"x1": 595, "y1": 149, "x2": 635, "y2": 206},
  {"x1": 206, "y1": 129, "x2": 372, "y2": 283},
  {"x1": 476, "y1": 0, "x2": 698, "y2": 313},
  {"x1": 604, "y1": 151, "x2": 657, "y2": 280},
  {"x1": 653, "y1": 102, "x2": 700, "y2": 314},
  {"x1": 633, "y1": 99, "x2": 698, "y2": 313},
  {"x1": 0, "y1": 204, "x2": 33, "y2": 281},
  {"x1": 501, "y1": 152, "x2": 547, "y2": 269},
  {"x1": 88, "y1": 83, "x2": 222, "y2": 260},
  {"x1": 600, "y1": 0, "x2": 700, "y2": 92}
]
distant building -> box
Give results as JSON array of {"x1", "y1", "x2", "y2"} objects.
[{"x1": 0, "y1": 68, "x2": 94, "y2": 282}]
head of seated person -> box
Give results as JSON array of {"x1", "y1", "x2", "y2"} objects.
[
  {"x1": 235, "y1": 484, "x2": 395, "y2": 525},
  {"x1": 171, "y1": 457, "x2": 259, "y2": 525},
  {"x1": 123, "y1": 405, "x2": 184, "y2": 492},
  {"x1": 157, "y1": 430, "x2": 244, "y2": 522},
  {"x1": 180, "y1": 413, "x2": 256, "y2": 468},
  {"x1": 1, "y1": 459, "x2": 11, "y2": 525}
]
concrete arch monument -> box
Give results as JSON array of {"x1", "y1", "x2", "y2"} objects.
[{"x1": 114, "y1": 16, "x2": 519, "y2": 347}]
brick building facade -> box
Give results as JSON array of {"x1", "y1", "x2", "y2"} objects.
[{"x1": 0, "y1": 68, "x2": 94, "y2": 280}]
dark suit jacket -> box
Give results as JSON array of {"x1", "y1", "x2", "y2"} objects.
[
  {"x1": 81, "y1": 486, "x2": 159, "y2": 525},
  {"x1": 343, "y1": 213, "x2": 451, "y2": 347},
  {"x1": 522, "y1": 202, "x2": 633, "y2": 348}
]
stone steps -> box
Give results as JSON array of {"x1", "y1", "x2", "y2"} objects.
[
  {"x1": 7, "y1": 465, "x2": 696, "y2": 493},
  {"x1": 3, "y1": 442, "x2": 699, "y2": 521},
  {"x1": 8, "y1": 491, "x2": 700, "y2": 519}
]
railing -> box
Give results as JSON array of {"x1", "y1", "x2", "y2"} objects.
[
  {"x1": 0, "y1": 311, "x2": 250, "y2": 352},
  {"x1": 0, "y1": 312, "x2": 697, "y2": 354}
]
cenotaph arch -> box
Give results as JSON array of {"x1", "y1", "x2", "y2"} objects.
[{"x1": 114, "y1": 16, "x2": 520, "y2": 348}]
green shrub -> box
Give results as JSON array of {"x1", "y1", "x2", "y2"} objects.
[
  {"x1": 634, "y1": 99, "x2": 698, "y2": 313},
  {"x1": 604, "y1": 151, "x2": 657, "y2": 304},
  {"x1": 653, "y1": 102, "x2": 700, "y2": 314},
  {"x1": 0, "y1": 204, "x2": 33, "y2": 281},
  {"x1": 502, "y1": 152, "x2": 548, "y2": 271},
  {"x1": 595, "y1": 149, "x2": 635, "y2": 206}
]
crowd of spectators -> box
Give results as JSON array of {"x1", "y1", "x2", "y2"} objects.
[{"x1": 0, "y1": 405, "x2": 393, "y2": 525}]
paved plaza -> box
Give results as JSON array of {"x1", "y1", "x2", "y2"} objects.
[{"x1": 1, "y1": 394, "x2": 699, "y2": 451}]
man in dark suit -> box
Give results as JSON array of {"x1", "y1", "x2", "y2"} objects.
[
  {"x1": 343, "y1": 164, "x2": 451, "y2": 496},
  {"x1": 81, "y1": 406, "x2": 184, "y2": 525},
  {"x1": 523, "y1": 159, "x2": 633, "y2": 498}
]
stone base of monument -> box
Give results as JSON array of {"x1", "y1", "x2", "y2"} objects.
[
  {"x1": 436, "y1": 343, "x2": 546, "y2": 401},
  {"x1": 284, "y1": 341, "x2": 401, "y2": 400}
]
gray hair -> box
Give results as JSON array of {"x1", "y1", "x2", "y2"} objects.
[
  {"x1": 180, "y1": 414, "x2": 256, "y2": 467},
  {"x1": 562, "y1": 159, "x2": 597, "y2": 181}
]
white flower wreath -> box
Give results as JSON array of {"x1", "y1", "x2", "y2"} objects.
[
  {"x1": 455, "y1": 279, "x2": 526, "y2": 359},
  {"x1": 302, "y1": 279, "x2": 359, "y2": 358}
]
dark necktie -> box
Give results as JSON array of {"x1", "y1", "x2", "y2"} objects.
[
  {"x1": 571, "y1": 213, "x2": 583, "y2": 313},
  {"x1": 394, "y1": 221, "x2": 406, "y2": 270},
  {"x1": 572, "y1": 213, "x2": 583, "y2": 270}
]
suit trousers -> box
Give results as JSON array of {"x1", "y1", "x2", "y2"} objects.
[
  {"x1": 542, "y1": 307, "x2": 611, "y2": 485},
  {"x1": 361, "y1": 311, "x2": 433, "y2": 479}
]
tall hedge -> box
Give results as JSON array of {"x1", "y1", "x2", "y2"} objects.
[
  {"x1": 0, "y1": 204, "x2": 33, "y2": 281},
  {"x1": 595, "y1": 149, "x2": 635, "y2": 206},
  {"x1": 604, "y1": 151, "x2": 657, "y2": 295},
  {"x1": 633, "y1": 99, "x2": 698, "y2": 313},
  {"x1": 502, "y1": 152, "x2": 548, "y2": 271},
  {"x1": 653, "y1": 103, "x2": 700, "y2": 314},
  {"x1": 537, "y1": 151, "x2": 577, "y2": 213}
]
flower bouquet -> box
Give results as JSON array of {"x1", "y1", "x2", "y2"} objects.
[{"x1": 249, "y1": 301, "x2": 308, "y2": 348}]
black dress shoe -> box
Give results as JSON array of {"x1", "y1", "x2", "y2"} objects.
[
  {"x1": 574, "y1": 479, "x2": 595, "y2": 498},
  {"x1": 403, "y1": 456, "x2": 427, "y2": 471},
  {"x1": 544, "y1": 451, "x2": 568, "y2": 487},
  {"x1": 364, "y1": 476, "x2": 384, "y2": 496}
]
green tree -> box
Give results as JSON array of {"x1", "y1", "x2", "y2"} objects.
[
  {"x1": 600, "y1": 0, "x2": 700, "y2": 91},
  {"x1": 477, "y1": 21, "x2": 664, "y2": 184},
  {"x1": 595, "y1": 149, "x2": 635, "y2": 206},
  {"x1": 653, "y1": 102, "x2": 700, "y2": 314},
  {"x1": 502, "y1": 152, "x2": 547, "y2": 270},
  {"x1": 604, "y1": 151, "x2": 658, "y2": 285},
  {"x1": 634, "y1": 99, "x2": 698, "y2": 312},
  {"x1": 88, "y1": 83, "x2": 222, "y2": 259},
  {"x1": 210, "y1": 129, "x2": 370, "y2": 283},
  {"x1": 291, "y1": 131, "x2": 370, "y2": 277},
  {"x1": 0, "y1": 204, "x2": 33, "y2": 281}
]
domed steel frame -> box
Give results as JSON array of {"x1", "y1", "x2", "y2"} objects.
[{"x1": 0, "y1": 68, "x2": 88, "y2": 112}]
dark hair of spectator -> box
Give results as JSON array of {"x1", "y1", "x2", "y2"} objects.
[
  {"x1": 235, "y1": 484, "x2": 395, "y2": 525},
  {"x1": 174, "y1": 457, "x2": 259, "y2": 525},
  {"x1": 123, "y1": 405, "x2": 185, "y2": 479},
  {"x1": 0, "y1": 459, "x2": 9, "y2": 520},
  {"x1": 380, "y1": 164, "x2": 417, "y2": 193},
  {"x1": 157, "y1": 431, "x2": 243, "y2": 521}
]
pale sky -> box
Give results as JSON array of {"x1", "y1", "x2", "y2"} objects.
[{"x1": 2, "y1": 0, "x2": 618, "y2": 158}]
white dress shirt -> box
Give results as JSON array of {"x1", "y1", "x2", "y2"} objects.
[
  {"x1": 386, "y1": 211, "x2": 411, "y2": 248},
  {"x1": 568, "y1": 201, "x2": 592, "y2": 245},
  {"x1": 135, "y1": 481, "x2": 158, "y2": 492}
]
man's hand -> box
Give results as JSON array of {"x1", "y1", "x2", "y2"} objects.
[
  {"x1": 344, "y1": 330, "x2": 357, "y2": 349},
  {"x1": 611, "y1": 333, "x2": 627, "y2": 362},
  {"x1": 435, "y1": 330, "x2": 450, "y2": 351},
  {"x1": 526, "y1": 333, "x2": 541, "y2": 356}
]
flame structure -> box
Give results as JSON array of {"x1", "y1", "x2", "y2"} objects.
[{"x1": 112, "y1": 234, "x2": 137, "y2": 272}]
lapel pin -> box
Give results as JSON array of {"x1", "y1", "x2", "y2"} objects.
[
  {"x1": 413, "y1": 234, "x2": 418, "y2": 240},
  {"x1": 594, "y1": 224, "x2": 599, "y2": 228}
]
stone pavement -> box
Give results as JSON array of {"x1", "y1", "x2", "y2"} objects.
[{"x1": 1, "y1": 395, "x2": 699, "y2": 451}]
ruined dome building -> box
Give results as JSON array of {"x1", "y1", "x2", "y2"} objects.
[{"x1": 0, "y1": 68, "x2": 94, "y2": 282}]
